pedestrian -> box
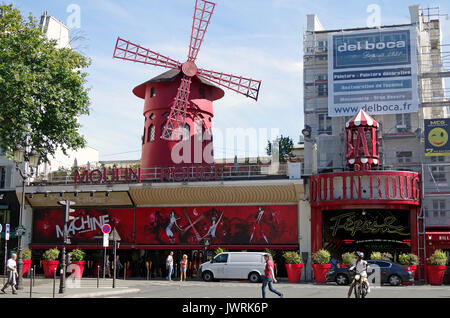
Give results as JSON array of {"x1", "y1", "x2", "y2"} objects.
[
  {"x1": 166, "y1": 251, "x2": 174, "y2": 281},
  {"x1": 1, "y1": 253, "x2": 18, "y2": 295},
  {"x1": 180, "y1": 254, "x2": 188, "y2": 282},
  {"x1": 104, "y1": 255, "x2": 111, "y2": 278},
  {"x1": 115, "y1": 255, "x2": 123, "y2": 277},
  {"x1": 261, "y1": 254, "x2": 283, "y2": 298}
]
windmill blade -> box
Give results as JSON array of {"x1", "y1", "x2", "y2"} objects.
[
  {"x1": 197, "y1": 68, "x2": 262, "y2": 101},
  {"x1": 161, "y1": 75, "x2": 192, "y2": 141},
  {"x1": 113, "y1": 37, "x2": 182, "y2": 70},
  {"x1": 188, "y1": 0, "x2": 216, "y2": 62}
]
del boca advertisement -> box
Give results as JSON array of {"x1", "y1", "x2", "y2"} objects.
[
  {"x1": 328, "y1": 27, "x2": 419, "y2": 117},
  {"x1": 33, "y1": 205, "x2": 298, "y2": 247}
]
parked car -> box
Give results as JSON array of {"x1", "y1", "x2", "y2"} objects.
[
  {"x1": 198, "y1": 252, "x2": 269, "y2": 283},
  {"x1": 326, "y1": 260, "x2": 414, "y2": 286}
]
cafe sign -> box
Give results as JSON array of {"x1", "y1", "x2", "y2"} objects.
[{"x1": 310, "y1": 171, "x2": 420, "y2": 205}]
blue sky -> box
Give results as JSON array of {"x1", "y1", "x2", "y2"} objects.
[{"x1": 8, "y1": 0, "x2": 450, "y2": 161}]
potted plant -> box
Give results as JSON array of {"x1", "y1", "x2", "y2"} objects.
[
  {"x1": 340, "y1": 252, "x2": 355, "y2": 268},
  {"x1": 70, "y1": 249, "x2": 86, "y2": 278},
  {"x1": 282, "y1": 251, "x2": 303, "y2": 283},
  {"x1": 370, "y1": 251, "x2": 393, "y2": 261},
  {"x1": 427, "y1": 249, "x2": 447, "y2": 285},
  {"x1": 398, "y1": 253, "x2": 418, "y2": 280},
  {"x1": 311, "y1": 249, "x2": 331, "y2": 284},
  {"x1": 21, "y1": 248, "x2": 32, "y2": 277},
  {"x1": 42, "y1": 248, "x2": 60, "y2": 278}
]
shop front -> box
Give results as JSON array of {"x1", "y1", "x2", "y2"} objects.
[{"x1": 25, "y1": 179, "x2": 306, "y2": 278}]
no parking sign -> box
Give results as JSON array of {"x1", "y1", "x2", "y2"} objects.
[{"x1": 102, "y1": 224, "x2": 111, "y2": 247}]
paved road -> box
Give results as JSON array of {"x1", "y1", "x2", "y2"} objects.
[{"x1": 105, "y1": 279, "x2": 450, "y2": 298}]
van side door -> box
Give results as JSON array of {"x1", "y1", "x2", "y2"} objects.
[{"x1": 211, "y1": 253, "x2": 229, "y2": 279}]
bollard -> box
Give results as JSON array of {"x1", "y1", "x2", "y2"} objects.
[
  {"x1": 97, "y1": 266, "x2": 100, "y2": 288},
  {"x1": 146, "y1": 266, "x2": 149, "y2": 281},
  {"x1": 33, "y1": 265, "x2": 36, "y2": 287},
  {"x1": 29, "y1": 268, "x2": 33, "y2": 298},
  {"x1": 52, "y1": 269, "x2": 56, "y2": 298},
  {"x1": 123, "y1": 262, "x2": 126, "y2": 280}
]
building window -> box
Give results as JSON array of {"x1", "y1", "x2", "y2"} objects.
[
  {"x1": 150, "y1": 87, "x2": 156, "y2": 98},
  {"x1": 430, "y1": 156, "x2": 446, "y2": 182},
  {"x1": 318, "y1": 114, "x2": 332, "y2": 135},
  {"x1": 316, "y1": 55, "x2": 327, "y2": 61},
  {"x1": 432, "y1": 200, "x2": 446, "y2": 217},
  {"x1": 0, "y1": 167, "x2": 5, "y2": 189},
  {"x1": 317, "y1": 40, "x2": 328, "y2": 52},
  {"x1": 396, "y1": 113, "x2": 411, "y2": 132},
  {"x1": 397, "y1": 151, "x2": 413, "y2": 163},
  {"x1": 199, "y1": 87, "x2": 205, "y2": 99},
  {"x1": 149, "y1": 113, "x2": 155, "y2": 120},
  {"x1": 318, "y1": 84, "x2": 328, "y2": 97},
  {"x1": 317, "y1": 74, "x2": 328, "y2": 81},
  {"x1": 147, "y1": 125, "x2": 156, "y2": 142}
]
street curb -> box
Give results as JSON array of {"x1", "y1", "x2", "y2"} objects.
[{"x1": 63, "y1": 288, "x2": 141, "y2": 298}]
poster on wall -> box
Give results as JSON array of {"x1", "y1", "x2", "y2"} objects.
[
  {"x1": 135, "y1": 205, "x2": 298, "y2": 246},
  {"x1": 32, "y1": 208, "x2": 134, "y2": 244},
  {"x1": 328, "y1": 27, "x2": 418, "y2": 117},
  {"x1": 425, "y1": 118, "x2": 450, "y2": 156}
]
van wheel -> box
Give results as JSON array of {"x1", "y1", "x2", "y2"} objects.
[
  {"x1": 248, "y1": 272, "x2": 261, "y2": 283},
  {"x1": 202, "y1": 271, "x2": 214, "y2": 282}
]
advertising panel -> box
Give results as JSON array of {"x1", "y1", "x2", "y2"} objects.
[
  {"x1": 328, "y1": 27, "x2": 418, "y2": 117},
  {"x1": 323, "y1": 209, "x2": 411, "y2": 256},
  {"x1": 425, "y1": 118, "x2": 450, "y2": 156},
  {"x1": 32, "y1": 205, "x2": 298, "y2": 247},
  {"x1": 32, "y1": 208, "x2": 134, "y2": 244},
  {"x1": 135, "y1": 205, "x2": 298, "y2": 246}
]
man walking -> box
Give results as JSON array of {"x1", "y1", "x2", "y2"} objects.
[
  {"x1": 1, "y1": 253, "x2": 18, "y2": 295},
  {"x1": 104, "y1": 255, "x2": 111, "y2": 278},
  {"x1": 261, "y1": 254, "x2": 283, "y2": 298},
  {"x1": 166, "y1": 251, "x2": 174, "y2": 281}
]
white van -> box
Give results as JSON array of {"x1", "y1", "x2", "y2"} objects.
[{"x1": 198, "y1": 252, "x2": 270, "y2": 283}]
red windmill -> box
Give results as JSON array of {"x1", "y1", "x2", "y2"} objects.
[{"x1": 113, "y1": 0, "x2": 261, "y2": 172}]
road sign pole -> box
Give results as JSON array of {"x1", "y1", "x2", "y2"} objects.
[{"x1": 3, "y1": 239, "x2": 6, "y2": 285}]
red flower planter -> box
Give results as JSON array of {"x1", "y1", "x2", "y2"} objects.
[
  {"x1": 427, "y1": 265, "x2": 446, "y2": 285},
  {"x1": 22, "y1": 260, "x2": 32, "y2": 277},
  {"x1": 285, "y1": 264, "x2": 304, "y2": 283},
  {"x1": 69, "y1": 261, "x2": 86, "y2": 278},
  {"x1": 42, "y1": 261, "x2": 59, "y2": 278},
  {"x1": 401, "y1": 265, "x2": 417, "y2": 280},
  {"x1": 312, "y1": 264, "x2": 331, "y2": 284}
]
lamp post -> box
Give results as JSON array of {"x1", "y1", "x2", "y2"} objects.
[
  {"x1": 57, "y1": 200, "x2": 75, "y2": 294},
  {"x1": 13, "y1": 147, "x2": 40, "y2": 291}
]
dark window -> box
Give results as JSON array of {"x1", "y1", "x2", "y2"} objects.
[
  {"x1": 214, "y1": 254, "x2": 228, "y2": 263},
  {"x1": 397, "y1": 151, "x2": 413, "y2": 163},
  {"x1": 199, "y1": 87, "x2": 205, "y2": 99},
  {"x1": 150, "y1": 87, "x2": 156, "y2": 98},
  {"x1": 318, "y1": 84, "x2": 328, "y2": 97},
  {"x1": 395, "y1": 114, "x2": 411, "y2": 132},
  {"x1": 318, "y1": 114, "x2": 332, "y2": 135},
  {"x1": 147, "y1": 125, "x2": 155, "y2": 142},
  {"x1": 0, "y1": 167, "x2": 5, "y2": 188}
]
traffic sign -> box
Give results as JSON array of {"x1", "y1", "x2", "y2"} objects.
[
  {"x1": 103, "y1": 233, "x2": 109, "y2": 247},
  {"x1": 102, "y1": 224, "x2": 111, "y2": 235},
  {"x1": 5, "y1": 224, "x2": 9, "y2": 241},
  {"x1": 0, "y1": 224, "x2": 2, "y2": 233}
]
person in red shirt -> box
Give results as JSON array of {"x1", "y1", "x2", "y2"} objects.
[{"x1": 262, "y1": 254, "x2": 283, "y2": 298}]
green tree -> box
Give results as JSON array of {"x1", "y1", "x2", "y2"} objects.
[
  {"x1": 266, "y1": 135, "x2": 295, "y2": 163},
  {"x1": 0, "y1": 4, "x2": 91, "y2": 163}
]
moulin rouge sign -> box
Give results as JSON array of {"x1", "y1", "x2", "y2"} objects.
[
  {"x1": 310, "y1": 171, "x2": 420, "y2": 205},
  {"x1": 74, "y1": 168, "x2": 141, "y2": 184}
]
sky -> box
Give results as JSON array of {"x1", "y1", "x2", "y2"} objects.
[{"x1": 7, "y1": 0, "x2": 450, "y2": 161}]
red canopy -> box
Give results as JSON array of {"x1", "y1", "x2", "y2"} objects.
[{"x1": 346, "y1": 110, "x2": 379, "y2": 128}]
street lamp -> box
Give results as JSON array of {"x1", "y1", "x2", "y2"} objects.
[
  {"x1": 57, "y1": 200, "x2": 75, "y2": 294},
  {"x1": 13, "y1": 147, "x2": 40, "y2": 290}
]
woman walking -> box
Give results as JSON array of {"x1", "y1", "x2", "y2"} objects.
[{"x1": 180, "y1": 254, "x2": 188, "y2": 282}]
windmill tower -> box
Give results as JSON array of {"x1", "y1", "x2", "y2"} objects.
[{"x1": 113, "y1": 0, "x2": 261, "y2": 172}]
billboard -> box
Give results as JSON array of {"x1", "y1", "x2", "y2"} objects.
[
  {"x1": 328, "y1": 27, "x2": 418, "y2": 117},
  {"x1": 32, "y1": 208, "x2": 134, "y2": 244},
  {"x1": 32, "y1": 205, "x2": 299, "y2": 246},
  {"x1": 425, "y1": 118, "x2": 450, "y2": 156},
  {"x1": 323, "y1": 209, "x2": 411, "y2": 256},
  {"x1": 135, "y1": 205, "x2": 298, "y2": 246}
]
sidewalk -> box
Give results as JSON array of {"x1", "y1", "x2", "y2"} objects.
[{"x1": 0, "y1": 277, "x2": 141, "y2": 298}]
